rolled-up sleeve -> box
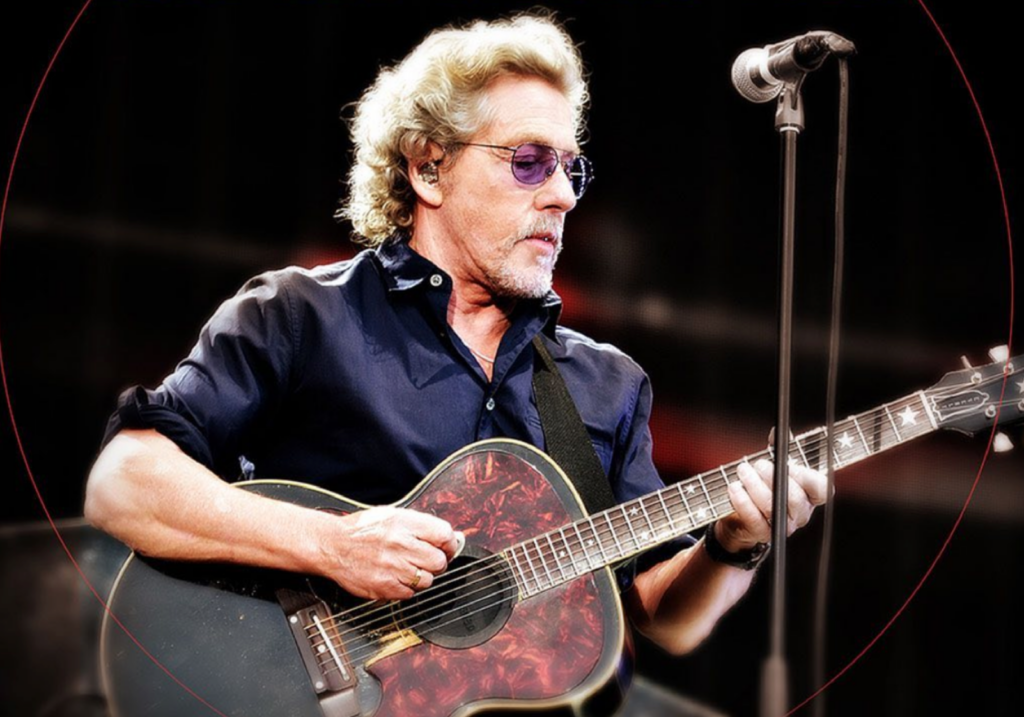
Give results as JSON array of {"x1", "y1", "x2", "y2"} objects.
[{"x1": 101, "y1": 271, "x2": 296, "y2": 478}]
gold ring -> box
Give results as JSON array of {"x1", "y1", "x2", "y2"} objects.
[{"x1": 408, "y1": 568, "x2": 422, "y2": 590}]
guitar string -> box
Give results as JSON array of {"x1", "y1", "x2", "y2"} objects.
[
  {"x1": 319, "y1": 396, "x2": 1007, "y2": 678},
  {"x1": 328, "y1": 491, "x2": 742, "y2": 673},
  {"x1": 313, "y1": 387, "x2": 1012, "y2": 661},
  {"x1": 309, "y1": 392, "x2": 959, "y2": 673},
  {"x1": 314, "y1": 429, "x2": 860, "y2": 674},
  {"x1": 311, "y1": 485, "x2": 739, "y2": 672},
  {"x1": 306, "y1": 479, "x2": 731, "y2": 665},
  {"x1": 303, "y1": 398, "x2": 935, "y2": 661},
  {"x1": 305, "y1": 389, "x2": 935, "y2": 637},
  {"x1": 305, "y1": 467, "x2": 747, "y2": 644},
  {"x1": 304, "y1": 397, "x2": 931, "y2": 659},
  {"x1": 302, "y1": 457, "x2": 745, "y2": 633}
]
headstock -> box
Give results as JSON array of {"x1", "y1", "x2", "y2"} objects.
[{"x1": 925, "y1": 345, "x2": 1024, "y2": 438}]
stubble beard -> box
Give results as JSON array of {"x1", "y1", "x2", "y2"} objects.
[{"x1": 486, "y1": 220, "x2": 564, "y2": 300}]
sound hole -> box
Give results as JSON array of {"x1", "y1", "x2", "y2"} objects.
[{"x1": 398, "y1": 547, "x2": 516, "y2": 649}]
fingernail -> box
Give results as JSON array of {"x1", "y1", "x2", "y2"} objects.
[{"x1": 453, "y1": 531, "x2": 466, "y2": 558}]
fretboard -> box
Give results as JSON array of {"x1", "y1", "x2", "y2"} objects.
[{"x1": 503, "y1": 390, "x2": 938, "y2": 598}]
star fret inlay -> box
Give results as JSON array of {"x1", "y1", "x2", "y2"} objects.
[
  {"x1": 898, "y1": 405, "x2": 919, "y2": 426},
  {"x1": 837, "y1": 432, "x2": 854, "y2": 449}
]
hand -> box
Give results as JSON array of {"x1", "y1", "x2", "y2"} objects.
[
  {"x1": 316, "y1": 506, "x2": 464, "y2": 600},
  {"x1": 716, "y1": 459, "x2": 828, "y2": 554}
]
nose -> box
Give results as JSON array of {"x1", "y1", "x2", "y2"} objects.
[{"x1": 535, "y1": 163, "x2": 577, "y2": 213}]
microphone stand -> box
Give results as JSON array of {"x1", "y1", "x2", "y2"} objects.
[{"x1": 760, "y1": 77, "x2": 805, "y2": 717}]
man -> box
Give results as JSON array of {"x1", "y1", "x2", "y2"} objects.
[{"x1": 86, "y1": 12, "x2": 825, "y2": 663}]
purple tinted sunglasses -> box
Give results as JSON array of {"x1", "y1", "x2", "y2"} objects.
[{"x1": 459, "y1": 142, "x2": 594, "y2": 199}]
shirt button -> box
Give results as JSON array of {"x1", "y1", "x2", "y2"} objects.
[
  {"x1": 485, "y1": 398, "x2": 496, "y2": 411},
  {"x1": 429, "y1": 274, "x2": 443, "y2": 288}
]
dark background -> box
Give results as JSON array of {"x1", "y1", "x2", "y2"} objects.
[{"x1": 1, "y1": 1, "x2": 1020, "y2": 715}]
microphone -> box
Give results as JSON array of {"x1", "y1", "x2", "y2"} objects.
[{"x1": 732, "y1": 31, "x2": 856, "y2": 103}]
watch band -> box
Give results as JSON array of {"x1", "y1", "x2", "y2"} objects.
[{"x1": 703, "y1": 521, "x2": 771, "y2": 570}]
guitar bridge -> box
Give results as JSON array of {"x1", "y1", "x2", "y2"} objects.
[{"x1": 280, "y1": 590, "x2": 361, "y2": 717}]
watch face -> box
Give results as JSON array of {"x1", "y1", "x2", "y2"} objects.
[{"x1": 704, "y1": 527, "x2": 770, "y2": 571}]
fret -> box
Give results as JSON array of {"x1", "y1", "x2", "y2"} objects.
[
  {"x1": 657, "y1": 491, "x2": 678, "y2": 535},
  {"x1": 521, "y1": 542, "x2": 544, "y2": 593},
  {"x1": 587, "y1": 516, "x2": 611, "y2": 563},
  {"x1": 507, "y1": 547, "x2": 530, "y2": 596},
  {"x1": 532, "y1": 538, "x2": 554, "y2": 588},
  {"x1": 676, "y1": 483, "x2": 697, "y2": 528},
  {"x1": 556, "y1": 527, "x2": 576, "y2": 578},
  {"x1": 545, "y1": 533, "x2": 568, "y2": 584},
  {"x1": 794, "y1": 435, "x2": 811, "y2": 468},
  {"x1": 571, "y1": 523, "x2": 593, "y2": 573},
  {"x1": 619, "y1": 506, "x2": 640, "y2": 553},
  {"x1": 639, "y1": 500, "x2": 658, "y2": 543},
  {"x1": 883, "y1": 405, "x2": 903, "y2": 441},
  {"x1": 831, "y1": 441, "x2": 842, "y2": 468},
  {"x1": 718, "y1": 466, "x2": 730, "y2": 485},
  {"x1": 852, "y1": 416, "x2": 871, "y2": 454},
  {"x1": 698, "y1": 476, "x2": 718, "y2": 522},
  {"x1": 607, "y1": 513, "x2": 627, "y2": 558},
  {"x1": 917, "y1": 390, "x2": 939, "y2": 429}
]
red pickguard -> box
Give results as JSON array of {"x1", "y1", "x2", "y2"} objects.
[{"x1": 371, "y1": 447, "x2": 610, "y2": 716}]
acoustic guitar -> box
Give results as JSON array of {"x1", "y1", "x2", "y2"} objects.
[{"x1": 100, "y1": 348, "x2": 1023, "y2": 717}]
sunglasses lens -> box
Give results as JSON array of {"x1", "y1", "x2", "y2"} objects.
[
  {"x1": 507, "y1": 143, "x2": 592, "y2": 198},
  {"x1": 511, "y1": 144, "x2": 559, "y2": 185}
]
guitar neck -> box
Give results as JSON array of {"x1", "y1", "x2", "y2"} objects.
[{"x1": 504, "y1": 390, "x2": 939, "y2": 597}]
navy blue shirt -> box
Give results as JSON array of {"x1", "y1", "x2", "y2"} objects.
[{"x1": 104, "y1": 239, "x2": 692, "y2": 571}]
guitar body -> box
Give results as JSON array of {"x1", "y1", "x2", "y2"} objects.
[{"x1": 101, "y1": 440, "x2": 631, "y2": 717}]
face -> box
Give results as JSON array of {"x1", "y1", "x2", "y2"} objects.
[{"x1": 430, "y1": 75, "x2": 579, "y2": 300}]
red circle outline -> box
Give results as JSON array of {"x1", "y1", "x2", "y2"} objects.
[{"x1": 0, "y1": 3, "x2": 1015, "y2": 716}]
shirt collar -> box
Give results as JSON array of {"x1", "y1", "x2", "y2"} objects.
[
  {"x1": 374, "y1": 236, "x2": 563, "y2": 341},
  {"x1": 375, "y1": 235, "x2": 438, "y2": 292}
]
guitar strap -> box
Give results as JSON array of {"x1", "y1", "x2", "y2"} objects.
[{"x1": 531, "y1": 335, "x2": 617, "y2": 516}]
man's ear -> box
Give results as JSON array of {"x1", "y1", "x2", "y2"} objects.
[{"x1": 408, "y1": 143, "x2": 446, "y2": 208}]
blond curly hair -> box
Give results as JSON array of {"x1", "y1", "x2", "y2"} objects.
[{"x1": 337, "y1": 13, "x2": 588, "y2": 245}]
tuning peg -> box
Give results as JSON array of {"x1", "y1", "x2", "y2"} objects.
[
  {"x1": 988, "y1": 345, "x2": 1010, "y2": 363},
  {"x1": 993, "y1": 432, "x2": 1014, "y2": 453},
  {"x1": 960, "y1": 355, "x2": 973, "y2": 369}
]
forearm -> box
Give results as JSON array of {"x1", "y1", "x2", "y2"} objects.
[
  {"x1": 85, "y1": 428, "x2": 334, "y2": 576},
  {"x1": 626, "y1": 536, "x2": 757, "y2": 655},
  {"x1": 85, "y1": 428, "x2": 461, "y2": 600}
]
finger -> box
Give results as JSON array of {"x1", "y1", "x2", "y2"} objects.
[
  {"x1": 726, "y1": 477, "x2": 771, "y2": 542},
  {"x1": 753, "y1": 460, "x2": 812, "y2": 534},
  {"x1": 738, "y1": 461, "x2": 774, "y2": 521},
  {"x1": 390, "y1": 578, "x2": 415, "y2": 601},
  {"x1": 436, "y1": 530, "x2": 465, "y2": 561},
  {"x1": 398, "y1": 534, "x2": 449, "y2": 573},
  {"x1": 767, "y1": 462, "x2": 813, "y2": 531},
  {"x1": 792, "y1": 464, "x2": 829, "y2": 506},
  {"x1": 407, "y1": 512, "x2": 460, "y2": 556},
  {"x1": 405, "y1": 565, "x2": 435, "y2": 591}
]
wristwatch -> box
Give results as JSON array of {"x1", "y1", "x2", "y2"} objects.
[{"x1": 703, "y1": 521, "x2": 771, "y2": 570}]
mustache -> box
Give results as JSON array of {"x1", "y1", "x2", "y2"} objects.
[{"x1": 518, "y1": 217, "x2": 564, "y2": 243}]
